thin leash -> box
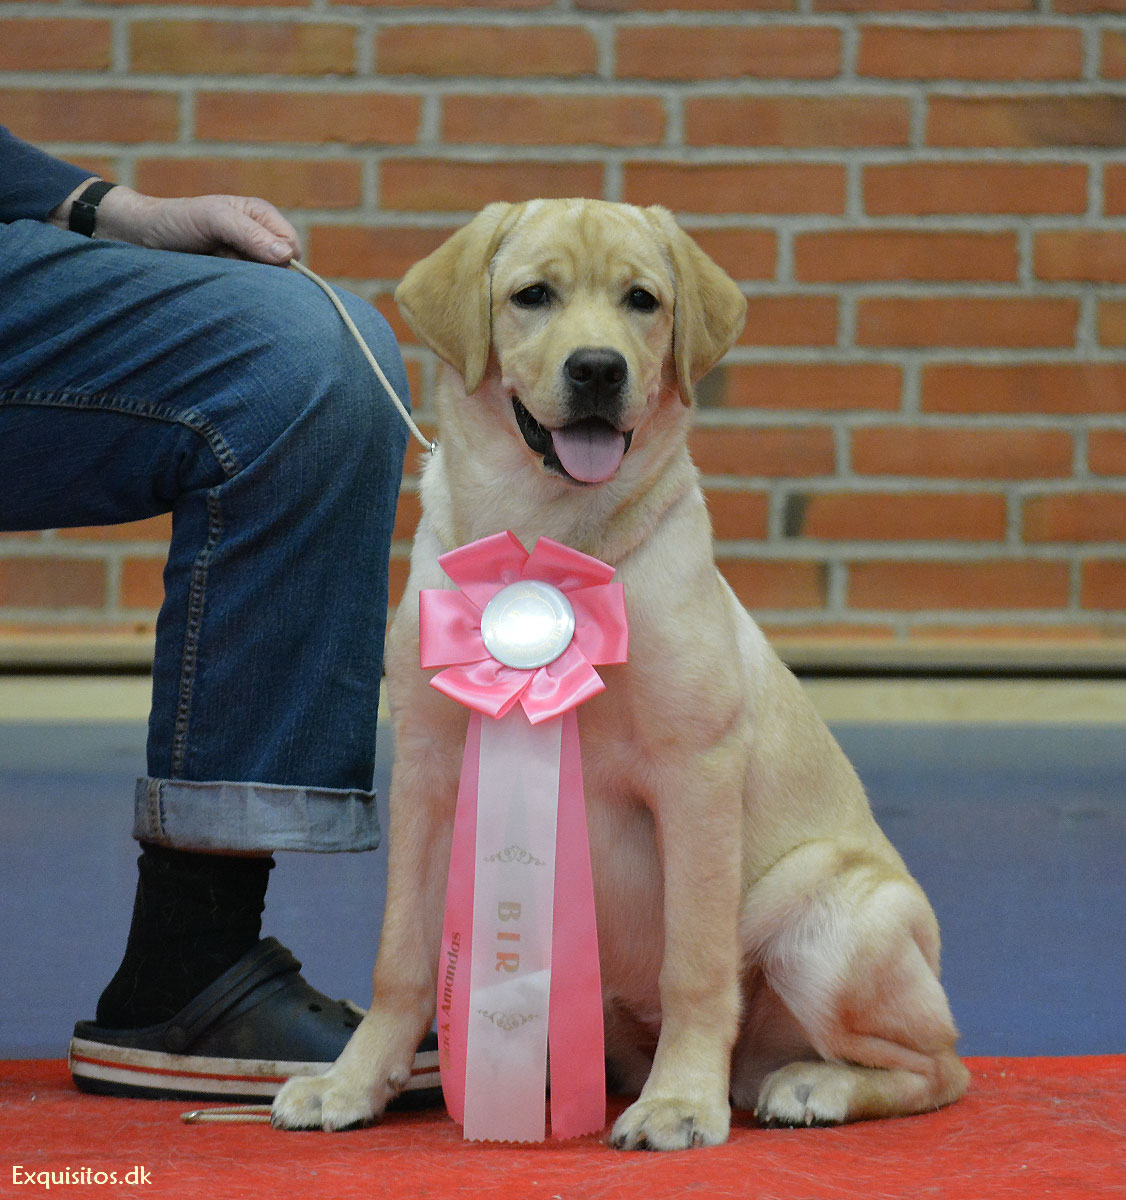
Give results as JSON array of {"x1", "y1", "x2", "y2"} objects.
[
  {"x1": 181, "y1": 262, "x2": 431, "y2": 1129},
  {"x1": 288, "y1": 258, "x2": 436, "y2": 457},
  {"x1": 182, "y1": 1104, "x2": 273, "y2": 1125}
]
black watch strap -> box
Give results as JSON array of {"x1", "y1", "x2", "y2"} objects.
[{"x1": 69, "y1": 180, "x2": 117, "y2": 237}]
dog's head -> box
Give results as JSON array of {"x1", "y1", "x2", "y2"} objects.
[{"x1": 395, "y1": 200, "x2": 746, "y2": 486}]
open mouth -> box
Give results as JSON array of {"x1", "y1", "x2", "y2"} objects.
[{"x1": 513, "y1": 398, "x2": 633, "y2": 485}]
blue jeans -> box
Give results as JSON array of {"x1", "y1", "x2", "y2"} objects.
[{"x1": 0, "y1": 221, "x2": 410, "y2": 853}]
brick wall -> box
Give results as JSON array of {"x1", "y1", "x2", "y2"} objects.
[{"x1": 3, "y1": 0, "x2": 1126, "y2": 662}]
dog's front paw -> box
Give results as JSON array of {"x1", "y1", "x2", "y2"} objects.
[
  {"x1": 610, "y1": 1095, "x2": 730, "y2": 1151},
  {"x1": 271, "y1": 1070, "x2": 382, "y2": 1132}
]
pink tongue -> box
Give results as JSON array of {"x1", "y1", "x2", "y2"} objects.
[{"x1": 550, "y1": 422, "x2": 627, "y2": 483}]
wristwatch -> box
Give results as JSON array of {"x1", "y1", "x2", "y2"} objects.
[{"x1": 69, "y1": 180, "x2": 117, "y2": 237}]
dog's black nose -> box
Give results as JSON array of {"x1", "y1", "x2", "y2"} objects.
[{"x1": 564, "y1": 348, "x2": 627, "y2": 410}]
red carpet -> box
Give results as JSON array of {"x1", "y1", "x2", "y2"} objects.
[{"x1": 2, "y1": 1057, "x2": 1122, "y2": 1199}]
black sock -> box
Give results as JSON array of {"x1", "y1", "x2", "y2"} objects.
[{"x1": 95, "y1": 842, "x2": 274, "y2": 1029}]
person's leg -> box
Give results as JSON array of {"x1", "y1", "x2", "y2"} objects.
[
  {"x1": 0, "y1": 221, "x2": 429, "y2": 1098},
  {"x1": 1, "y1": 220, "x2": 407, "y2": 826}
]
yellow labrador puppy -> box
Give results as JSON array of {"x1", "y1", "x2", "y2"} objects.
[{"x1": 272, "y1": 200, "x2": 968, "y2": 1150}]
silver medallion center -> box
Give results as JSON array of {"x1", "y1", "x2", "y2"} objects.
[{"x1": 480, "y1": 581, "x2": 576, "y2": 671}]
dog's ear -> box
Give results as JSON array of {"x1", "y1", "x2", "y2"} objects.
[
  {"x1": 395, "y1": 202, "x2": 524, "y2": 394},
  {"x1": 644, "y1": 207, "x2": 747, "y2": 405}
]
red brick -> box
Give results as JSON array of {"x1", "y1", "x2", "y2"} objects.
[
  {"x1": 852, "y1": 427, "x2": 1073, "y2": 480},
  {"x1": 388, "y1": 553, "x2": 411, "y2": 609},
  {"x1": 764, "y1": 622, "x2": 898, "y2": 644},
  {"x1": 688, "y1": 230, "x2": 776, "y2": 282},
  {"x1": 135, "y1": 157, "x2": 362, "y2": 209},
  {"x1": 910, "y1": 623, "x2": 1119, "y2": 643},
  {"x1": 856, "y1": 297, "x2": 1078, "y2": 348},
  {"x1": 1082, "y1": 561, "x2": 1126, "y2": 609},
  {"x1": 582, "y1": 0, "x2": 789, "y2": 9},
  {"x1": 1089, "y1": 431, "x2": 1126, "y2": 475},
  {"x1": 1105, "y1": 164, "x2": 1126, "y2": 214},
  {"x1": 1, "y1": 88, "x2": 179, "y2": 144},
  {"x1": 849, "y1": 560, "x2": 1070, "y2": 611},
  {"x1": 703, "y1": 490, "x2": 770, "y2": 540},
  {"x1": 623, "y1": 162, "x2": 846, "y2": 215},
  {"x1": 393, "y1": 490, "x2": 422, "y2": 541},
  {"x1": 120, "y1": 558, "x2": 165, "y2": 609},
  {"x1": 309, "y1": 225, "x2": 458, "y2": 280},
  {"x1": 377, "y1": 25, "x2": 597, "y2": 77},
  {"x1": 923, "y1": 364, "x2": 1126, "y2": 415},
  {"x1": 131, "y1": 20, "x2": 355, "y2": 76},
  {"x1": 369, "y1": 0, "x2": 553, "y2": 7},
  {"x1": 739, "y1": 296, "x2": 838, "y2": 347},
  {"x1": 1035, "y1": 232, "x2": 1126, "y2": 283},
  {"x1": 100, "y1": 0, "x2": 309, "y2": 5},
  {"x1": 794, "y1": 231, "x2": 1018, "y2": 283},
  {"x1": 195, "y1": 91, "x2": 421, "y2": 145},
  {"x1": 58, "y1": 515, "x2": 173, "y2": 542},
  {"x1": 1097, "y1": 301, "x2": 1126, "y2": 346},
  {"x1": 0, "y1": 559, "x2": 106, "y2": 609},
  {"x1": 717, "y1": 363, "x2": 902, "y2": 411},
  {"x1": 1103, "y1": 30, "x2": 1126, "y2": 77},
  {"x1": 616, "y1": 25, "x2": 840, "y2": 80},
  {"x1": 443, "y1": 95, "x2": 664, "y2": 147},
  {"x1": 0, "y1": 19, "x2": 111, "y2": 70},
  {"x1": 718, "y1": 560, "x2": 827, "y2": 610},
  {"x1": 816, "y1": 0, "x2": 1034, "y2": 8},
  {"x1": 858, "y1": 25, "x2": 1082, "y2": 81},
  {"x1": 1056, "y1": 0, "x2": 1126, "y2": 10},
  {"x1": 928, "y1": 96, "x2": 1126, "y2": 148},
  {"x1": 686, "y1": 96, "x2": 910, "y2": 148},
  {"x1": 863, "y1": 162, "x2": 1087, "y2": 216},
  {"x1": 794, "y1": 492, "x2": 1007, "y2": 542},
  {"x1": 1023, "y1": 494, "x2": 1126, "y2": 542},
  {"x1": 373, "y1": 293, "x2": 416, "y2": 346},
  {"x1": 689, "y1": 426, "x2": 835, "y2": 477},
  {"x1": 380, "y1": 160, "x2": 605, "y2": 212}
]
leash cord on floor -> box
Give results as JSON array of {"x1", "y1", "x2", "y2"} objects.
[
  {"x1": 288, "y1": 259, "x2": 435, "y2": 457},
  {"x1": 182, "y1": 1104, "x2": 273, "y2": 1125}
]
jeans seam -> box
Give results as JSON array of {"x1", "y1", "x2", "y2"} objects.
[
  {"x1": 171, "y1": 487, "x2": 223, "y2": 777},
  {"x1": 0, "y1": 387, "x2": 242, "y2": 478}
]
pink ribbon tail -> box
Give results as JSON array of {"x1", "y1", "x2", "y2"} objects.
[
  {"x1": 437, "y1": 712, "x2": 482, "y2": 1127},
  {"x1": 548, "y1": 709, "x2": 606, "y2": 1139}
]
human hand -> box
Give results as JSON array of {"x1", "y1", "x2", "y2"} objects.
[{"x1": 53, "y1": 182, "x2": 302, "y2": 265}]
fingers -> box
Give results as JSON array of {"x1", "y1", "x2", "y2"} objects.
[
  {"x1": 223, "y1": 194, "x2": 302, "y2": 262},
  {"x1": 206, "y1": 197, "x2": 302, "y2": 265}
]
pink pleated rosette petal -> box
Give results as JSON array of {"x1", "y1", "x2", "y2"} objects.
[{"x1": 419, "y1": 532, "x2": 627, "y2": 1144}]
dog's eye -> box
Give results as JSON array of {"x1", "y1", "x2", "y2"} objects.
[
  {"x1": 626, "y1": 288, "x2": 660, "y2": 313},
  {"x1": 513, "y1": 284, "x2": 552, "y2": 309}
]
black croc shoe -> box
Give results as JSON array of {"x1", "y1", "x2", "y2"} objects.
[{"x1": 69, "y1": 937, "x2": 441, "y2": 1105}]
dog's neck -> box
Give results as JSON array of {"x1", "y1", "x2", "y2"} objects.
[{"x1": 420, "y1": 368, "x2": 700, "y2": 567}]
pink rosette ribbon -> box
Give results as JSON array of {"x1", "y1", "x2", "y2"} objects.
[{"x1": 420, "y1": 531, "x2": 628, "y2": 1143}]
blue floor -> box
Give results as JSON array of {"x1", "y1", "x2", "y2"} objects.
[{"x1": 1, "y1": 719, "x2": 1123, "y2": 1060}]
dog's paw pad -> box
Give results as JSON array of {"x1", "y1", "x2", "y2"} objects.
[
  {"x1": 272, "y1": 1073, "x2": 378, "y2": 1133},
  {"x1": 755, "y1": 1063, "x2": 850, "y2": 1128},
  {"x1": 610, "y1": 1096, "x2": 730, "y2": 1151}
]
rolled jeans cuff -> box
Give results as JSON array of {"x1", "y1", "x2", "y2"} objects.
[{"x1": 133, "y1": 777, "x2": 381, "y2": 853}]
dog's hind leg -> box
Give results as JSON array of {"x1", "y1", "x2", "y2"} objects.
[
  {"x1": 272, "y1": 737, "x2": 462, "y2": 1131},
  {"x1": 742, "y1": 840, "x2": 969, "y2": 1127}
]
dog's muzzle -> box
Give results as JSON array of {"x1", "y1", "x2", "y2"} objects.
[
  {"x1": 511, "y1": 348, "x2": 635, "y2": 485},
  {"x1": 513, "y1": 398, "x2": 633, "y2": 486}
]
